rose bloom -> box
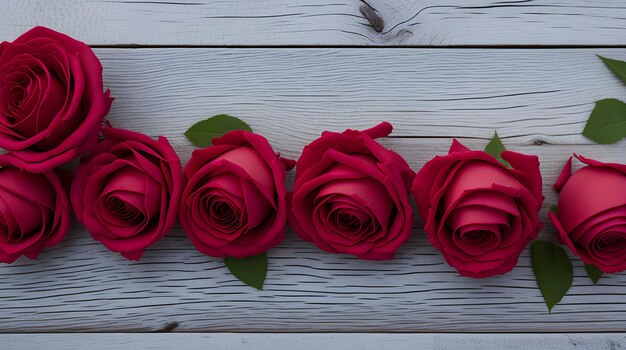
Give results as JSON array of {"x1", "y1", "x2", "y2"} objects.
[
  {"x1": 0, "y1": 26, "x2": 112, "y2": 171},
  {"x1": 289, "y1": 122, "x2": 414, "y2": 260},
  {"x1": 179, "y1": 130, "x2": 294, "y2": 258},
  {"x1": 0, "y1": 154, "x2": 70, "y2": 263},
  {"x1": 71, "y1": 127, "x2": 183, "y2": 260},
  {"x1": 550, "y1": 155, "x2": 626, "y2": 273},
  {"x1": 412, "y1": 139, "x2": 543, "y2": 278}
]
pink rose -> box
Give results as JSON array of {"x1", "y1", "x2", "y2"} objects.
[
  {"x1": 0, "y1": 26, "x2": 112, "y2": 172},
  {"x1": 412, "y1": 140, "x2": 543, "y2": 278},
  {"x1": 71, "y1": 127, "x2": 183, "y2": 260},
  {"x1": 550, "y1": 155, "x2": 626, "y2": 273},
  {"x1": 289, "y1": 122, "x2": 414, "y2": 260},
  {"x1": 179, "y1": 130, "x2": 294, "y2": 258},
  {"x1": 0, "y1": 155, "x2": 70, "y2": 263}
]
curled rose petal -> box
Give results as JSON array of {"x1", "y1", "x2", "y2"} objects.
[
  {"x1": 412, "y1": 139, "x2": 543, "y2": 278},
  {"x1": 0, "y1": 154, "x2": 70, "y2": 263},
  {"x1": 550, "y1": 155, "x2": 626, "y2": 273},
  {"x1": 289, "y1": 122, "x2": 414, "y2": 260},
  {"x1": 179, "y1": 130, "x2": 292, "y2": 258},
  {"x1": 71, "y1": 127, "x2": 183, "y2": 260},
  {"x1": 0, "y1": 26, "x2": 113, "y2": 171}
]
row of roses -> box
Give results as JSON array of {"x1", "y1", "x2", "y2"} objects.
[{"x1": 0, "y1": 27, "x2": 624, "y2": 285}]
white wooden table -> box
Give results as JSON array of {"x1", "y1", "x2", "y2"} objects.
[{"x1": 1, "y1": 1, "x2": 626, "y2": 349}]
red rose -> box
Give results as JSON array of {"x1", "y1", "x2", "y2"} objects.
[
  {"x1": 289, "y1": 122, "x2": 414, "y2": 260},
  {"x1": 412, "y1": 140, "x2": 543, "y2": 278},
  {"x1": 179, "y1": 131, "x2": 294, "y2": 258},
  {"x1": 0, "y1": 27, "x2": 112, "y2": 172},
  {"x1": 71, "y1": 127, "x2": 183, "y2": 260},
  {"x1": 550, "y1": 155, "x2": 626, "y2": 273},
  {"x1": 0, "y1": 155, "x2": 70, "y2": 263}
]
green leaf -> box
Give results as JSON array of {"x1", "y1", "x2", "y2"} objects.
[
  {"x1": 484, "y1": 131, "x2": 510, "y2": 167},
  {"x1": 549, "y1": 205, "x2": 558, "y2": 214},
  {"x1": 582, "y1": 99, "x2": 626, "y2": 144},
  {"x1": 598, "y1": 55, "x2": 626, "y2": 85},
  {"x1": 584, "y1": 264, "x2": 603, "y2": 285},
  {"x1": 185, "y1": 114, "x2": 252, "y2": 147},
  {"x1": 531, "y1": 240, "x2": 573, "y2": 313},
  {"x1": 224, "y1": 253, "x2": 267, "y2": 290}
]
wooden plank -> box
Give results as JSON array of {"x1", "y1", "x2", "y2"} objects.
[
  {"x1": 3, "y1": 1, "x2": 626, "y2": 46},
  {"x1": 0, "y1": 48, "x2": 623, "y2": 332},
  {"x1": 0, "y1": 140, "x2": 622, "y2": 333},
  {"x1": 3, "y1": 333, "x2": 626, "y2": 350},
  {"x1": 94, "y1": 48, "x2": 626, "y2": 145}
]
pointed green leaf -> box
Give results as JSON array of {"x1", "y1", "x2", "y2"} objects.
[
  {"x1": 584, "y1": 264, "x2": 603, "y2": 285},
  {"x1": 598, "y1": 55, "x2": 626, "y2": 85},
  {"x1": 224, "y1": 253, "x2": 267, "y2": 290},
  {"x1": 484, "y1": 131, "x2": 510, "y2": 167},
  {"x1": 185, "y1": 114, "x2": 252, "y2": 148},
  {"x1": 549, "y1": 205, "x2": 558, "y2": 214},
  {"x1": 531, "y1": 240, "x2": 573, "y2": 313},
  {"x1": 582, "y1": 99, "x2": 626, "y2": 144}
]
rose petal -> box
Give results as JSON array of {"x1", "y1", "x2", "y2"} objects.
[
  {"x1": 558, "y1": 167, "x2": 626, "y2": 232},
  {"x1": 553, "y1": 156, "x2": 573, "y2": 193}
]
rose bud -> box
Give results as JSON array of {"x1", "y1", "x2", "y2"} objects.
[
  {"x1": 289, "y1": 122, "x2": 414, "y2": 260},
  {"x1": 0, "y1": 155, "x2": 71, "y2": 263},
  {"x1": 179, "y1": 131, "x2": 294, "y2": 258},
  {"x1": 0, "y1": 26, "x2": 112, "y2": 172},
  {"x1": 71, "y1": 127, "x2": 183, "y2": 260},
  {"x1": 412, "y1": 139, "x2": 543, "y2": 278},
  {"x1": 550, "y1": 155, "x2": 626, "y2": 273}
]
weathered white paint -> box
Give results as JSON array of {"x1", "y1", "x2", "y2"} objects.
[
  {"x1": 3, "y1": 1, "x2": 626, "y2": 46},
  {"x1": 2, "y1": 333, "x2": 626, "y2": 350},
  {"x1": 94, "y1": 48, "x2": 626, "y2": 147}
]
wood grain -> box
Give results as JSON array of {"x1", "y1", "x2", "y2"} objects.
[
  {"x1": 3, "y1": 333, "x2": 626, "y2": 350},
  {"x1": 96, "y1": 48, "x2": 626, "y2": 145},
  {"x1": 3, "y1": 1, "x2": 626, "y2": 46}
]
